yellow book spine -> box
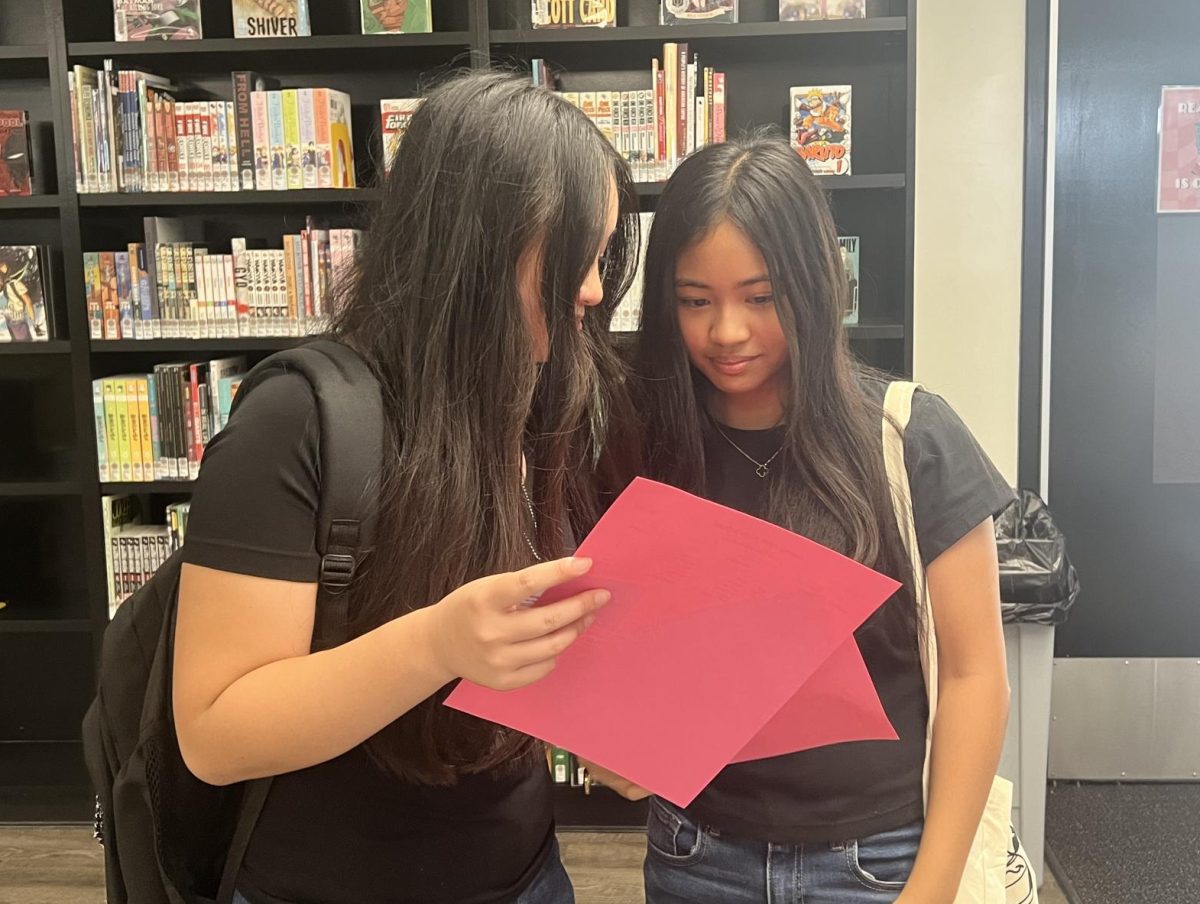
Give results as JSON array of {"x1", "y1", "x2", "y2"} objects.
[
  {"x1": 125, "y1": 377, "x2": 144, "y2": 482},
  {"x1": 137, "y1": 378, "x2": 153, "y2": 481},
  {"x1": 282, "y1": 89, "x2": 302, "y2": 190}
]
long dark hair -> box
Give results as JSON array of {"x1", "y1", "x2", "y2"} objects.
[
  {"x1": 633, "y1": 135, "x2": 915, "y2": 610},
  {"x1": 330, "y1": 71, "x2": 638, "y2": 785}
]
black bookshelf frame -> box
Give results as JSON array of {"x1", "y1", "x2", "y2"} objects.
[{"x1": 1, "y1": 0, "x2": 916, "y2": 827}]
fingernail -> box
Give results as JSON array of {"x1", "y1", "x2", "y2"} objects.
[
  {"x1": 594, "y1": 590, "x2": 612, "y2": 607},
  {"x1": 569, "y1": 556, "x2": 593, "y2": 574},
  {"x1": 583, "y1": 614, "x2": 596, "y2": 630}
]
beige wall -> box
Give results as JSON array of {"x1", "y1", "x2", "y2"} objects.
[{"x1": 913, "y1": 0, "x2": 1026, "y2": 484}]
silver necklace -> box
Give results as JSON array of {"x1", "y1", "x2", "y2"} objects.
[
  {"x1": 711, "y1": 421, "x2": 786, "y2": 479},
  {"x1": 520, "y1": 478, "x2": 543, "y2": 562}
]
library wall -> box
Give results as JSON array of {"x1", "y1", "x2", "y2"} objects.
[{"x1": 912, "y1": 0, "x2": 1026, "y2": 485}]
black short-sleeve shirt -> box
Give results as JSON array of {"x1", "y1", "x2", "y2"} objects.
[
  {"x1": 683, "y1": 376, "x2": 1016, "y2": 843},
  {"x1": 181, "y1": 372, "x2": 555, "y2": 904}
]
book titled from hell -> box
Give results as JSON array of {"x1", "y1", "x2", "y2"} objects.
[
  {"x1": 233, "y1": 0, "x2": 311, "y2": 38},
  {"x1": 0, "y1": 110, "x2": 32, "y2": 196},
  {"x1": 532, "y1": 0, "x2": 615, "y2": 28},
  {"x1": 114, "y1": 0, "x2": 203, "y2": 40},
  {"x1": 361, "y1": 0, "x2": 432, "y2": 34}
]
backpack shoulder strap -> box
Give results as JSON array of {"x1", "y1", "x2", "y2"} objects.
[
  {"x1": 241, "y1": 338, "x2": 383, "y2": 650},
  {"x1": 217, "y1": 339, "x2": 383, "y2": 904}
]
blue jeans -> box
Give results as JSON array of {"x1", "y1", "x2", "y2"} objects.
[
  {"x1": 644, "y1": 796, "x2": 922, "y2": 904},
  {"x1": 232, "y1": 839, "x2": 574, "y2": 904}
]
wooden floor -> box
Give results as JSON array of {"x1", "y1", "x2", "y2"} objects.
[{"x1": 0, "y1": 826, "x2": 1069, "y2": 904}]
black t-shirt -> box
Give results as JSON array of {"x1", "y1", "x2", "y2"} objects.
[
  {"x1": 683, "y1": 377, "x2": 1016, "y2": 843},
  {"x1": 180, "y1": 372, "x2": 555, "y2": 904}
]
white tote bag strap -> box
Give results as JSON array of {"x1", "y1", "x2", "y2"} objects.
[{"x1": 881, "y1": 380, "x2": 938, "y2": 808}]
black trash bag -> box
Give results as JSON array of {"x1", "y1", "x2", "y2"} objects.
[{"x1": 994, "y1": 489, "x2": 1080, "y2": 625}]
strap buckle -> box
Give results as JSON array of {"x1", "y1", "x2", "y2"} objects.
[{"x1": 319, "y1": 553, "x2": 356, "y2": 590}]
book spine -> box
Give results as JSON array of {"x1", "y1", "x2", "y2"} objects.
[
  {"x1": 155, "y1": 91, "x2": 171, "y2": 192},
  {"x1": 267, "y1": 90, "x2": 286, "y2": 191},
  {"x1": 234, "y1": 73, "x2": 256, "y2": 190},
  {"x1": 194, "y1": 248, "x2": 209, "y2": 338},
  {"x1": 713, "y1": 72, "x2": 726, "y2": 143},
  {"x1": 100, "y1": 252, "x2": 119, "y2": 339},
  {"x1": 137, "y1": 378, "x2": 153, "y2": 481},
  {"x1": 282, "y1": 89, "x2": 302, "y2": 190},
  {"x1": 251, "y1": 91, "x2": 269, "y2": 190},
  {"x1": 313, "y1": 88, "x2": 331, "y2": 189},
  {"x1": 116, "y1": 251, "x2": 133, "y2": 338},
  {"x1": 230, "y1": 238, "x2": 248, "y2": 335},
  {"x1": 69, "y1": 72, "x2": 83, "y2": 192},
  {"x1": 209, "y1": 101, "x2": 224, "y2": 192},
  {"x1": 299, "y1": 88, "x2": 316, "y2": 189},
  {"x1": 147, "y1": 373, "x2": 163, "y2": 480},
  {"x1": 175, "y1": 100, "x2": 189, "y2": 191},
  {"x1": 114, "y1": 377, "x2": 132, "y2": 482},
  {"x1": 226, "y1": 101, "x2": 239, "y2": 191},
  {"x1": 166, "y1": 95, "x2": 180, "y2": 191},
  {"x1": 102, "y1": 379, "x2": 120, "y2": 480},
  {"x1": 93, "y1": 380, "x2": 109, "y2": 482}
]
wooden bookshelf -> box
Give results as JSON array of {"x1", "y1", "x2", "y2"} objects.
[{"x1": 2, "y1": 0, "x2": 914, "y2": 825}]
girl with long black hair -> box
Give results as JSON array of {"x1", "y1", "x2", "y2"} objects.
[
  {"x1": 171, "y1": 71, "x2": 638, "y2": 904},
  {"x1": 592, "y1": 135, "x2": 1015, "y2": 904}
]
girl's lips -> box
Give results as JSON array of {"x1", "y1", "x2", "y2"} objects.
[{"x1": 710, "y1": 356, "x2": 758, "y2": 375}]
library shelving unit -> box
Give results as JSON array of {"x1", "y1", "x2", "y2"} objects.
[{"x1": 0, "y1": 0, "x2": 913, "y2": 827}]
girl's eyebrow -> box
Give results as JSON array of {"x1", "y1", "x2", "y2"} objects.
[{"x1": 675, "y1": 276, "x2": 772, "y2": 289}]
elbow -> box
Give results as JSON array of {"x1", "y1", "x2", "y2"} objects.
[{"x1": 176, "y1": 717, "x2": 241, "y2": 787}]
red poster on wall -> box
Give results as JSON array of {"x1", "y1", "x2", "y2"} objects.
[{"x1": 1157, "y1": 86, "x2": 1200, "y2": 213}]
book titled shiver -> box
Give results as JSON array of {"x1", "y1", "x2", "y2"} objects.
[{"x1": 233, "y1": 0, "x2": 311, "y2": 37}]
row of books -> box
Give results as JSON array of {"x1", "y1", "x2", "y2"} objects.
[
  {"x1": 69, "y1": 65, "x2": 356, "y2": 194},
  {"x1": 102, "y1": 495, "x2": 189, "y2": 618},
  {"x1": 87, "y1": 217, "x2": 363, "y2": 341},
  {"x1": 0, "y1": 245, "x2": 52, "y2": 343},
  {"x1": 92, "y1": 356, "x2": 246, "y2": 484},
  {"x1": 530, "y1": 0, "x2": 865, "y2": 27},
  {"x1": 531, "y1": 44, "x2": 727, "y2": 182},
  {"x1": 113, "y1": 0, "x2": 433, "y2": 41},
  {"x1": 112, "y1": 0, "x2": 863, "y2": 42}
]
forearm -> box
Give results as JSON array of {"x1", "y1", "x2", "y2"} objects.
[
  {"x1": 905, "y1": 674, "x2": 1010, "y2": 902},
  {"x1": 184, "y1": 606, "x2": 451, "y2": 785}
]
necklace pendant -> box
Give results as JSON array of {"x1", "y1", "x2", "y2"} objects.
[{"x1": 756, "y1": 464, "x2": 769, "y2": 478}]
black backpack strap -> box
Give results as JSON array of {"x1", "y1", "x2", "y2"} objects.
[{"x1": 217, "y1": 338, "x2": 383, "y2": 904}]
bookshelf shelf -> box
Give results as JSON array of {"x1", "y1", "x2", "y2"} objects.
[
  {"x1": 0, "y1": 341, "x2": 72, "y2": 355},
  {"x1": 848, "y1": 323, "x2": 905, "y2": 340},
  {"x1": 0, "y1": 45, "x2": 49, "y2": 61},
  {"x1": 68, "y1": 33, "x2": 473, "y2": 60},
  {"x1": 0, "y1": 481, "x2": 81, "y2": 498},
  {"x1": 637, "y1": 175, "x2": 905, "y2": 195},
  {"x1": 491, "y1": 17, "x2": 906, "y2": 45},
  {"x1": 91, "y1": 337, "x2": 306, "y2": 353},
  {"x1": 79, "y1": 189, "x2": 377, "y2": 208},
  {"x1": 0, "y1": 195, "x2": 61, "y2": 210},
  {"x1": 100, "y1": 481, "x2": 195, "y2": 494}
]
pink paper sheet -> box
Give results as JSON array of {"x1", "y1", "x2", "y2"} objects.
[
  {"x1": 731, "y1": 638, "x2": 897, "y2": 763},
  {"x1": 445, "y1": 478, "x2": 899, "y2": 807}
]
